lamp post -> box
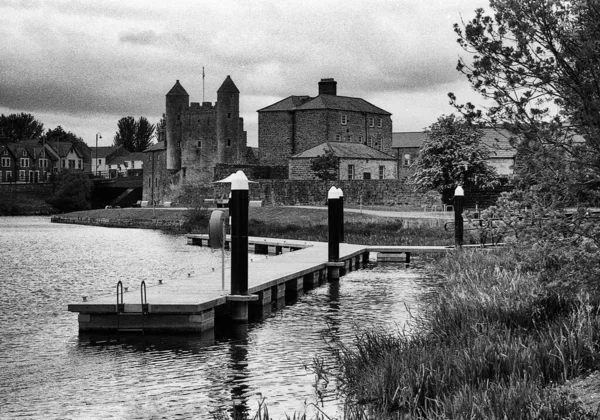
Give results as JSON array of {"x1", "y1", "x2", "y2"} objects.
[{"x1": 95, "y1": 132, "x2": 102, "y2": 177}]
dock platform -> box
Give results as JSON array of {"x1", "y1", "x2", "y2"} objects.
[{"x1": 68, "y1": 236, "x2": 453, "y2": 334}]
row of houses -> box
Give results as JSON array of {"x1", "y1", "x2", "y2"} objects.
[
  {"x1": 0, "y1": 140, "x2": 86, "y2": 183},
  {"x1": 0, "y1": 138, "x2": 147, "y2": 183}
]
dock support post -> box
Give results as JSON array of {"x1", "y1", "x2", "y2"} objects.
[
  {"x1": 228, "y1": 171, "x2": 255, "y2": 322},
  {"x1": 454, "y1": 186, "x2": 464, "y2": 248},
  {"x1": 328, "y1": 186, "x2": 340, "y2": 263},
  {"x1": 327, "y1": 262, "x2": 345, "y2": 281},
  {"x1": 337, "y1": 188, "x2": 344, "y2": 243}
]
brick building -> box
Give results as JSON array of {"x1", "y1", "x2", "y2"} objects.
[
  {"x1": 289, "y1": 142, "x2": 396, "y2": 180},
  {"x1": 258, "y1": 78, "x2": 393, "y2": 167}
]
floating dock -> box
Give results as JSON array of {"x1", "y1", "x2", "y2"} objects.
[{"x1": 68, "y1": 236, "x2": 452, "y2": 334}]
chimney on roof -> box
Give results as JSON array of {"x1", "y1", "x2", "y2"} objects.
[{"x1": 318, "y1": 78, "x2": 337, "y2": 96}]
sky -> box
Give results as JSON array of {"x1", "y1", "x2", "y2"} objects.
[{"x1": 0, "y1": 0, "x2": 490, "y2": 148}]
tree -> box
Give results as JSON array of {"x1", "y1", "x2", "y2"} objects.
[
  {"x1": 412, "y1": 115, "x2": 499, "y2": 204},
  {"x1": 453, "y1": 0, "x2": 600, "y2": 294},
  {"x1": 0, "y1": 113, "x2": 44, "y2": 141},
  {"x1": 113, "y1": 116, "x2": 155, "y2": 152},
  {"x1": 451, "y1": 0, "x2": 600, "y2": 205},
  {"x1": 310, "y1": 147, "x2": 339, "y2": 181},
  {"x1": 43, "y1": 126, "x2": 90, "y2": 163},
  {"x1": 47, "y1": 170, "x2": 93, "y2": 213}
]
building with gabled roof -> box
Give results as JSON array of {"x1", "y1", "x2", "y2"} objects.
[
  {"x1": 258, "y1": 78, "x2": 393, "y2": 167},
  {"x1": 289, "y1": 141, "x2": 396, "y2": 180},
  {"x1": 392, "y1": 127, "x2": 518, "y2": 178}
]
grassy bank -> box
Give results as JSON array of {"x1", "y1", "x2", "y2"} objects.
[
  {"x1": 0, "y1": 190, "x2": 56, "y2": 215},
  {"x1": 62, "y1": 206, "x2": 455, "y2": 246},
  {"x1": 313, "y1": 248, "x2": 600, "y2": 419}
]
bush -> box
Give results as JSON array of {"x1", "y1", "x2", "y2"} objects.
[{"x1": 46, "y1": 170, "x2": 93, "y2": 213}]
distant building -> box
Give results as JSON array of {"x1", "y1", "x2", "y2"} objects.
[
  {"x1": 142, "y1": 75, "x2": 250, "y2": 204},
  {"x1": 90, "y1": 146, "x2": 130, "y2": 177},
  {"x1": 392, "y1": 128, "x2": 517, "y2": 178},
  {"x1": 258, "y1": 78, "x2": 393, "y2": 167},
  {"x1": 107, "y1": 152, "x2": 145, "y2": 178},
  {"x1": 289, "y1": 142, "x2": 396, "y2": 180},
  {"x1": 0, "y1": 139, "x2": 89, "y2": 183}
]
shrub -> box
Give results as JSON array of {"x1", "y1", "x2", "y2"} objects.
[{"x1": 46, "y1": 170, "x2": 93, "y2": 213}]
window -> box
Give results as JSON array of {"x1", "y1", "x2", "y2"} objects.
[
  {"x1": 369, "y1": 117, "x2": 374, "y2": 127},
  {"x1": 378, "y1": 135, "x2": 383, "y2": 151},
  {"x1": 182, "y1": 167, "x2": 186, "y2": 177},
  {"x1": 341, "y1": 115, "x2": 347, "y2": 125},
  {"x1": 2, "y1": 149, "x2": 7, "y2": 155},
  {"x1": 377, "y1": 118, "x2": 382, "y2": 128},
  {"x1": 39, "y1": 159, "x2": 48, "y2": 168},
  {"x1": 227, "y1": 139, "x2": 231, "y2": 147},
  {"x1": 68, "y1": 159, "x2": 75, "y2": 169},
  {"x1": 5, "y1": 171, "x2": 12, "y2": 181},
  {"x1": 19, "y1": 170, "x2": 25, "y2": 181},
  {"x1": 228, "y1": 113, "x2": 232, "y2": 119},
  {"x1": 403, "y1": 153, "x2": 412, "y2": 166},
  {"x1": 1, "y1": 157, "x2": 10, "y2": 167},
  {"x1": 363, "y1": 172, "x2": 371, "y2": 180},
  {"x1": 61, "y1": 160, "x2": 65, "y2": 168},
  {"x1": 20, "y1": 158, "x2": 29, "y2": 167},
  {"x1": 347, "y1": 164, "x2": 355, "y2": 180},
  {"x1": 367, "y1": 136, "x2": 373, "y2": 147},
  {"x1": 98, "y1": 159, "x2": 102, "y2": 166},
  {"x1": 78, "y1": 160, "x2": 82, "y2": 169},
  {"x1": 379, "y1": 165, "x2": 385, "y2": 179},
  {"x1": 335, "y1": 134, "x2": 342, "y2": 141},
  {"x1": 177, "y1": 115, "x2": 181, "y2": 121},
  {"x1": 358, "y1": 136, "x2": 364, "y2": 143},
  {"x1": 22, "y1": 150, "x2": 27, "y2": 156},
  {"x1": 347, "y1": 134, "x2": 352, "y2": 142},
  {"x1": 197, "y1": 140, "x2": 202, "y2": 148}
]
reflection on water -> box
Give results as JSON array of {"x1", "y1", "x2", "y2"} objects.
[{"x1": 0, "y1": 216, "x2": 428, "y2": 419}]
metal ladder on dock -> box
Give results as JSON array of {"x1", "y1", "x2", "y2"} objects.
[{"x1": 116, "y1": 280, "x2": 148, "y2": 334}]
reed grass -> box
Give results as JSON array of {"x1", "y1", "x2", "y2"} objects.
[{"x1": 310, "y1": 248, "x2": 600, "y2": 419}]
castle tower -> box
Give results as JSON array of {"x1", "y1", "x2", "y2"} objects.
[
  {"x1": 166, "y1": 80, "x2": 189, "y2": 173},
  {"x1": 216, "y1": 75, "x2": 240, "y2": 163}
]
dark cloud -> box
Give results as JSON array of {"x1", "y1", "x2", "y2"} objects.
[{"x1": 119, "y1": 30, "x2": 158, "y2": 45}]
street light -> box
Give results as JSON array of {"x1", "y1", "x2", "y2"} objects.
[{"x1": 95, "y1": 132, "x2": 102, "y2": 177}]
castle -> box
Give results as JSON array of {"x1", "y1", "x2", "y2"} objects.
[{"x1": 144, "y1": 76, "x2": 249, "y2": 204}]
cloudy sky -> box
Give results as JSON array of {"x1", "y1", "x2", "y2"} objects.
[{"x1": 0, "y1": 0, "x2": 489, "y2": 147}]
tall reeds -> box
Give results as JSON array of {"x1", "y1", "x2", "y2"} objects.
[{"x1": 315, "y1": 248, "x2": 600, "y2": 419}]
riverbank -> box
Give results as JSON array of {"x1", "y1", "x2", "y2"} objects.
[
  {"x1": 0, "y1": 190, "x2": 56, "y2": 215},
  {"x1": 55, "y1": 206, "x2": 456, "y2": 246}
]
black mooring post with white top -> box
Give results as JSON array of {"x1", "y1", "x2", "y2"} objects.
[
  {"x1": 230, "y1": 171, "x2": 249, "y2": 295},
  {"x1": 327, "y1": 186, "x2": 344, "y2": 281},
  {"x1": 337, "y1": 187, "x2": 344, "y2": 243},
  {"x1": 227, "y1": 171, "x2": 258, "y2": 322},
  {"x1": 454, "y1": 185, "x2": 464, "y2": 248},
  {"x1": 328, "y1": 186, "x2": 340, "y2": 262}
]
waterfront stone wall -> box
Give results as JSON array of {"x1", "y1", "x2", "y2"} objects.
[{"x1": 51, "y1": 215, "x2": 185, "y2": 230}]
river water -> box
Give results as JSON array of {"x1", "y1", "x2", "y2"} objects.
[{"x1": 0, "y1": 217, "x2": 428, "y2": 419}]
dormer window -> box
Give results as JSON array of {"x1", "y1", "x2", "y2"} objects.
[
  {"x1": 22, "y1": 150, "x2": 27, "y2": 156},
  {"x1": 2, "y1": 149, "x2": 7, "y2": 155},
  {"x1": 341, "y1": 115, "x2": 347, "y2": 125}
]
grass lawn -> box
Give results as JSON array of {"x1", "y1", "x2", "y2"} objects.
[{"x1": 63, "y1": 206, "x2": 454, "y2": 247}]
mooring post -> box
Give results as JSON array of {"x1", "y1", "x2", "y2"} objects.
[
  {"x1": 227, "y1": 171, "x2": 258, "y2": 321},
  {"x1": 328, "y1": 186, "x2": 340, "y2": 262},
  {"x1": 327, "y1": 186, "x2": 344, "y2": 280},
  {"x1": 454, "y1": 185, "x2": 464, "y2": 248},
  {"x1": 337, "y1": 187, "x2": 344, "y2": 243}
]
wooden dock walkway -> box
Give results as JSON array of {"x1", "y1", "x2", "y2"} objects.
[{"x1": 68, "y1": 236, "x2": 453, "y2": 334}]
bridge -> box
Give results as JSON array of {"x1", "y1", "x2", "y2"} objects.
[{"x1": 91, "y1": 175, "x2": 143, "y2": 208}]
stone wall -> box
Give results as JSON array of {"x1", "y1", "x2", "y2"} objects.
[
  {"x1": 205, "y1": 180, "x2": 439, "y2": 207},
  {"x1": 214, "y1": 163, "x2": 288, "y2": 180},
  {"x1": 258, "y1": 112, "x2": 294, "y2": 166}
]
